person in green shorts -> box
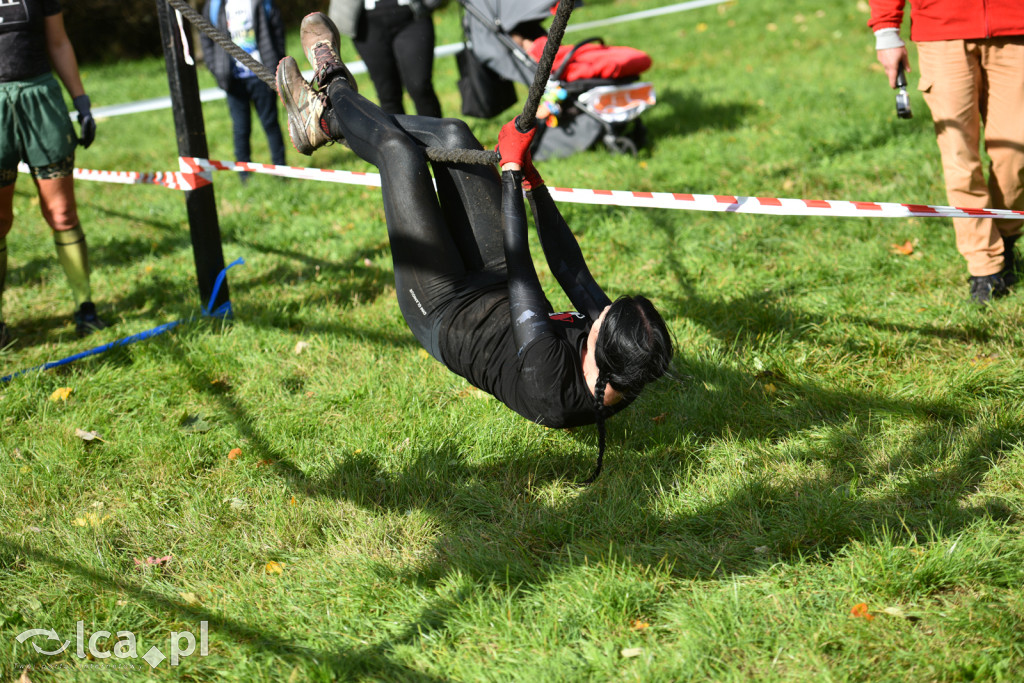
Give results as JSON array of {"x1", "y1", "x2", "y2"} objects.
[{"x1": 0, "y1": 0, "x2": 107, "y2": 348}]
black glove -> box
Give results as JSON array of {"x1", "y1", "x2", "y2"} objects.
[{"x1": 73, "y1": 94, "x2": 96, "y2": 149}]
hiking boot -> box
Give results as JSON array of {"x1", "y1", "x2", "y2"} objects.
[
  {"x1": 299, "y1": 12, "x2": 357, "y2": 92},
  {"x1": 277, "y1": 56, "x2": 332, "y2": 155},
  {"x1": 968, "y1": 272, "x2": 1010, "y2": 305},
  {"x1": 0, "y1": 321, "x2": 11, "y2": 349},
  {"x1": 73, "y1": 301, "x2": 108, "y2": 337}
]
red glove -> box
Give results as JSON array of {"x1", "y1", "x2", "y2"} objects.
[
  {"x1": 522, "y1": 157, "x2": 544, "y2": 191},
  {"x1": 496, "y1": 117, "x2": 537, "y2": 169}
]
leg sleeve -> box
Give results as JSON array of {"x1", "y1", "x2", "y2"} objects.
[{"x1": 326, "y1": 81, "x2": 466, "y2": 355}]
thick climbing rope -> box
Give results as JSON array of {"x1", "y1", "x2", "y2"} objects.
[
  {"x1": 517, "y1": 0, "x2": 574, "y2": 133},
  {"x1": 161, "y1": 0, "x2": 574, "y2": 166}
]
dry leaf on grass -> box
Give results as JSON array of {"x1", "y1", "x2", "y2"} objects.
[
  {"x1": 179, "y1": 592, "x2": 202, "y2": 606},
  {"x1": 265, "y1": 561, "x2": 285, "y2": 575},
  {"x1": 621, "y1": 647, "x2": 644, "y2": 658},
  {"x1": 74, "y1": 428, "x2": 104, "y2": 442},
  {"x1": 890, "y1": 240, "x2": 915, "y2": 255},
  {"x1": 227, "y1": 448, "x2": 242, "y2": 460},
  {"x1": 850, "y1": 603, "x2": 874, "y2": 620},
  {"x1": 49, "y1": 387, "x2": 73, "y2": 402},
  {"x1": 134, "y1": 555, "x2": 172, "y2": 568}
]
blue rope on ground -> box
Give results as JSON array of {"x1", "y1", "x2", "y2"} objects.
[{"x1": 1, "y1": 258, "x2": 245, "y2": 383}]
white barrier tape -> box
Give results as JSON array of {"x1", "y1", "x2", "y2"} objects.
[{"x1": 24, "y1": 158, "x2": 1024, "y2": 221}]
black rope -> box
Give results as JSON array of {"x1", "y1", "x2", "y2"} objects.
[
  {"x1": 164, "y1": 0, "x2": 276, "y2": 88},
  {"x1": 516, "y1": 0, "x2": 575, "y2": 133}
]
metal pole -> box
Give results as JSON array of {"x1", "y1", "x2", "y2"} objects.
[{"x1": 155, "y1": 0, "x2": 230, "y2": 315}]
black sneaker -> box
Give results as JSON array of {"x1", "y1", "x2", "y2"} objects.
[
  {"x1": 73, "y1": 301, "x2": 108, "y2": 337},
  {"x1": 969, "y1": 272, "x2": 1010, "y2": 305},
  {"x1": 0, "y1": 321, "x2": 11, "y2": 349}
]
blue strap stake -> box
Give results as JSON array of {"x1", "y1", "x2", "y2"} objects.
[{"x1": 1, "y1": 258, "x2": 245, "y2": 382}]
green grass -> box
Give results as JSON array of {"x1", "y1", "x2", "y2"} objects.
[{"x1": 3, "y1": 0, "x2": 1024, "y2": 680}]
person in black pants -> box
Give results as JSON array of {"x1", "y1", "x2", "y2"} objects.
[
  {"x1": 278, "y1": 13, "x2": 673, "y2": 477},
  {"x1": 201, "y1": 0, "x2": 287, "y2": 181},
  {"x1": 327, "y1": 0, "x2": 441, "y2": 117}
]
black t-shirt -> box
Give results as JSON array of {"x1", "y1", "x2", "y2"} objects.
[
  {"x1": 438, "y1": 286, "x2": 631, "y2": 428},
  {"x1": 0, "y1": 0, "x2": 62, "y2": 83}
]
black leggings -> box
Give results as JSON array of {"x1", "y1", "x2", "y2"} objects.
[
  {"x1": 327, "y1": 80, "x2": 503, "y2": 361},
  {"x1": 353, "y1": 3, "x2": 442, "y2": 117}
]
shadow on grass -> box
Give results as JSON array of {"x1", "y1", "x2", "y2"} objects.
[
  {"x1": 0, "y1": 538, "x2": 446, "y2": 682},
  {"x1": 645, "y1": 88, "x2": 757, "y2": 140}
]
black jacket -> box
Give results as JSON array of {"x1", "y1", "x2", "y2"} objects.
[{"x1": 200, "y1": 0, "x2": 285, "y2": 91}]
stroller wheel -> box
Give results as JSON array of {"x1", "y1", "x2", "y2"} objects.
[{"x1": 604, "y1": 134, "x2": 638, "y2": 156}]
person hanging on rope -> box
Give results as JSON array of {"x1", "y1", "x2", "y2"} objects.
[{"x1": 276, "y1": 12, "x2": 673, "y2": 480}]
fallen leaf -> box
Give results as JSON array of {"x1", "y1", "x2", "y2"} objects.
[
  {"x1": 256, "y1": 459, "x2": 274, "y2": 468},
  {"x1": 74, "y1": 428, "x2": 103, "y2": 442},
  {"x1": 621, "y1": 647, "x2": 644, "y2": 658},
  {"x1": 294, "y1": 341, "x2": 310, "y2": 355},
  {"x1": 179, "y1": 592, "x2": 202, "y2": 606},
  {"x1": 631, "y1": 619, "x2": 650, "y2": 631},
  {"x1": 651, "y1": 413, "x2": 667, "y2": 424},
  {"x1": 850, "y1": 603, "x2": 874, "y2": 620},
  {"x1": 763, "y1": 382, "x2": 777, "y2": 395},
  {"x1": 72, "y1": 511, "x2": 109, "y2": 528},
  {"x1": 228, "y1": 448, "x2": 242, "y2": 460},
  {"x1": 116, "y1": 600, "x2": 128, "y2": 607},
  {"x1": 890, "y1": 240, "x2": 915, "y2": 255},
  {"x1": 265, "y1": 561, "x2": 285, "y2": 575},
  {"x1": 225, "y1": 497, "x2": 246, "y2": 510},
  {"x1": 49, "y1": 387, "x2": 73, "y2": 402},
  {"x1": 418, "y1": 349, "x2": 431, "y2": 360},
  {"x1": 754, "y1": 545, "x2": 769, "y2": 554}
]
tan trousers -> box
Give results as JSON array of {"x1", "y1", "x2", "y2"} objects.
[{"x1": 916, "y1": 38, "x2": 1024, "y2": 277}]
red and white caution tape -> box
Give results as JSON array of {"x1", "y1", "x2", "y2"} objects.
[
  {"x1": 17, "y1": 162, "x2": 207, "y2": 191},
  {"x1": 22, "y1": 158, "x2": 1024, "y2": 221},
  {"x1": 543, "y1": 187, "x2": 1024, "y2": 220},
  {"x1": 184, "y1": 157, "x2": 382, "y2": 187}
]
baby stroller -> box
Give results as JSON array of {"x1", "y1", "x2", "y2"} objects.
[{"x1": 455, "y1": 0, "x2": 656, "y2": 160}]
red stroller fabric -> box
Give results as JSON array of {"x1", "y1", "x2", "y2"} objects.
[{"x1": 527, "y1": 36, "x2": 652, "y2": 81}]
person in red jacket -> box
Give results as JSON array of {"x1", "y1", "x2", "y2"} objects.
[{"x1": 868, "y1": 0, "x2": 1024, "y2": 304}]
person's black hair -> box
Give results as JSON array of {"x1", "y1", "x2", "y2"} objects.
[{"x1": 584, "y1": 295, "x2": 673, "y2": 483}]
